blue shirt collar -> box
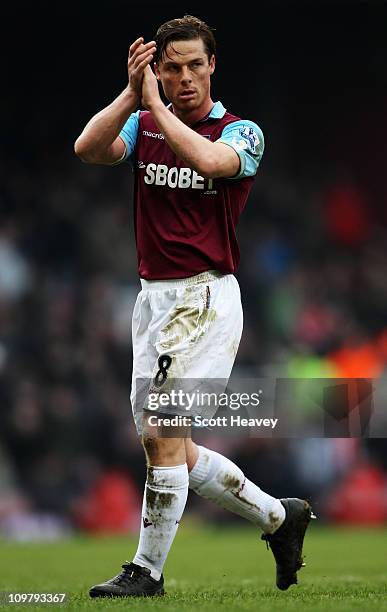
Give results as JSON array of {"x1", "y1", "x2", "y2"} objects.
[
  {"x1": 166, "y1": 101, "x2": 226, "y2": 120},
  {"x1": 208, "y1": 101, "x2": 226, "y2": 118}
]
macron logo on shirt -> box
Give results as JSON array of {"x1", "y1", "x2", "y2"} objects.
[{"x1": 142, "y1": 130, "x2": 165, "y2": 140}]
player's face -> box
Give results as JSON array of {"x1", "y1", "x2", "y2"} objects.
[{"x1": 155, "y1": 38, "x2": 215, "y2": 113}]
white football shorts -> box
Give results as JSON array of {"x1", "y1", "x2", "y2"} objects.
[{"x1": 130, "y1": 270, "x2": 243, "y2": 435}]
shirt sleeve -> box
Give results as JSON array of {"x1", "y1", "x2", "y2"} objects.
[
  {"x1": 118, "y1": 110, "x2": 140, "y2": 162},
  {"x1": 215, "y1": 120, "x2": 264, "y2": 179}
]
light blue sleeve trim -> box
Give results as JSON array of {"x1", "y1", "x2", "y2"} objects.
[
  {"x1": 118, "y1": 110, "x2": 140, "y2": 161},
  {"x1": 216, "y1": 120, "x2": 264, "y2": 179}
]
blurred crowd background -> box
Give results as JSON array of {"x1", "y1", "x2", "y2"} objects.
[{"x1": 1, "y1": 0, "x2": 386, "y2": 539}]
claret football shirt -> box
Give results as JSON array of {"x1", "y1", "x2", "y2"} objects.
[{"x1": 119, "y1": 101, "x2": 264, "y2": 280}]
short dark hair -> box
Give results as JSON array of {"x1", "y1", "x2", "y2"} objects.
[{"x1": 154, "y1": 15, "x2": 216, "y2": 64}]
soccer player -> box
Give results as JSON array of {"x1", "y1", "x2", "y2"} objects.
[{"x1": 75, "y1": 15, "x2": 314, "y2": 598}]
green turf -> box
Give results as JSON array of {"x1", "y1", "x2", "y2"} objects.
[{"x1": 0, "y1": 524, "x2": 386, "y2": 611}]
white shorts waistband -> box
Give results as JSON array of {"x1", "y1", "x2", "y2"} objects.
[{"x1": 140, "y1": 270, "x2": 226, "y2": 291}]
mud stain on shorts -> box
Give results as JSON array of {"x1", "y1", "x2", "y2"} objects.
[
  {"x1": 159, "y1": 291, "x2": 217, "y2": 352},
  {"x1": 161, "y1": 305, "x2": 201, "y2": 349},
  {"x1": 228, "y1": 339, "x2": 239, "y2": 359}
]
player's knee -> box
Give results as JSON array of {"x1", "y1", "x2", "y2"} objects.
[
  {"x1": 142, "y1": 431, "x2": 160, "y2": 454},
  {"x1": 142, "y1": 433, "x2": 185, "y2": 464},
  {"x1": 185, "y1": 439, "x2": 199, "y2": 471}
]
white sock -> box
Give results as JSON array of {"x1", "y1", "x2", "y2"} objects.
[
  {"x1": 189, "y1": 445, "x2": 285, "y2": 534},
  {"x1": 133, "y1": 464, "x2": 188, "y2": 580}
]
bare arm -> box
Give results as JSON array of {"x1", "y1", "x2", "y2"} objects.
[
  {"x1": 141, "y1": 66, "x2": 240, "y2": 179},
  {"x1": 74, "y1": 38, "x2": 156, "y2": 165},
  {"x1": 74, "y1": 87, "x2": 137, "y2": 164},
  {"x1": 145, "y1": 101, "x2": 240, "y2": 178}
]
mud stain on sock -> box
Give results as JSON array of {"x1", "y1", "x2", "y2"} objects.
[
  {"x1": 219, "y1": 473, "x2": 242, "y2": 490},
  {"x1": 232, "y1": 477, "x2": 261, "y2": 511},
  {"x1": 146, "y1": 488, "x2": 174, "y2": 510},
  {"x1": 269, "y1": 511, "x2": 282, "y2": 530},
  {"x1": 202, "y1": 452, "x2": 210, "y2": 465}
]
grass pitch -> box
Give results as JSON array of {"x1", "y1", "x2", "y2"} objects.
[{"x1": 0, "y1": 524, "x2": 386, "y2": 611}]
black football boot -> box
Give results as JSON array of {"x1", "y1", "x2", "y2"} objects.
[
  {"x1": 89, "y1": 561, "x2": 165, "y2": 598},
  {"x1": 261, "y1": 498, "x2": 316, "y2": 590}
]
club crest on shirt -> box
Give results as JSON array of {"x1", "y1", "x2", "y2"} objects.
[{"x1": 231, "y1": 127, "x2": 260, "y2": 155}]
